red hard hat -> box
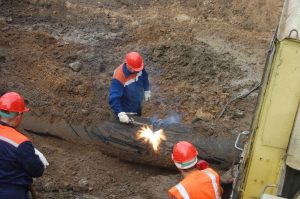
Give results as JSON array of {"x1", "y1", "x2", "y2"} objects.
[
  {"x1": 0, "y1": 92, "x2": 29, "y2": 112},
  {"x1": 125, "y1": 52, "x2": 144, "y2": 72},
  {"x1": 172, "y1": 141, "x2": 198, "y2": 169}
]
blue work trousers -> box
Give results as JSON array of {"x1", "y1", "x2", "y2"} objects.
[{"x1": 0, "y1": 184, "x2": 29, "y2": 199}]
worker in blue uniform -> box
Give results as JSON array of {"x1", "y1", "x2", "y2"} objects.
[
  {"x1": 0, "y1": 92, "x2": 49, "y2": 199},
  {"x1": 109, "y1": 52, "x2": 151, "y2": 123}
]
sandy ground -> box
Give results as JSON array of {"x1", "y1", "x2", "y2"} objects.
[{"x1": 0, "y1": 0, "x2": 283, "y2": 198}]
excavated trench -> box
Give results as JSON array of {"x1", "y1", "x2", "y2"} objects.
[{"x1": 0, "y1": 0, "x2": 282, "y2": 198}]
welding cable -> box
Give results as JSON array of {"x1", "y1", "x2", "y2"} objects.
[{"x1": 216, "y1": 82, "x2": 261, "y2": 120}]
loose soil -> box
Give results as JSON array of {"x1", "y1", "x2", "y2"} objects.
[{"x1": 0, "y1": 0, "x2": 283, "y2": 198}]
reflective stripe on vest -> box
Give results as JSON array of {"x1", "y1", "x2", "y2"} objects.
[
  {"x1": 0, "y1": 125, "x2": 30, "y2": 147},
  {"x1": 124, "y1": 71, "x2": 142, "y2": 87},
  {"x1": 204, "y1": 169, "x2": 221, "y2": 199},
  {"x1": 0, "y1": 135, "x2": 20, "y2": 147},
  {"x1": 169, "y1": 168, "x2": 221, "y2": 199},
  {"x1": 113, "y1": 64, "x2": 143, "y2": 87},
  {"x1": 175, "y1": 183, "x2": 190, "y2": 199}
]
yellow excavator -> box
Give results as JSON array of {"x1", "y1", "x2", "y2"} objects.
[{"x1": 230, "y1": 0, "x2": 300, "y2": 198}]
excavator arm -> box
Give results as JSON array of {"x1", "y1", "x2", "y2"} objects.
[{"x1": 231, "y1": 0, "x2": 300, "y2": 198}]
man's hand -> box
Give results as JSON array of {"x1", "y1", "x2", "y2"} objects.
[
  {"x1": 34, "y1": 148, "x2": 49, "y2": 168},
  {"x1": 118, "y1": 112, "x2": 130, "y2": 123},
  {"x1": 144, "y1": 91, "x2": 151, "y2": 101}
]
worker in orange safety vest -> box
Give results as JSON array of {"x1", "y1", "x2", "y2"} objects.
[
  {"x1": 168, "y1": 141, "x2": 223, "y2": 199},
  {"x1": 0, "y1": 92, "x2": 49, "y2": 199}
]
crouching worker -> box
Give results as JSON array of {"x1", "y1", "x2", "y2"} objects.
[
  {"x1": 108, "y1": 51, "x2": 151, "y2": 123},
  {"x1": 0, "y1": 92, "x2": 49, "y2": 199},
  {"x1": 169, "y1": 141, "x2": 222, "y2": 199}
]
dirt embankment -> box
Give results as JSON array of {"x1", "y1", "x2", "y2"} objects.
[
  {"x1": 0, "y1": 0, "x2": 283, "y2": 125},
  {"x1": 0, "y1": 0, "x2": 282, "y2": 198}
]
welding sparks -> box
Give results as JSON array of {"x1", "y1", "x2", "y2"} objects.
[{"x1": 136, "y1": 126, "x2": 166, "y2": 151}]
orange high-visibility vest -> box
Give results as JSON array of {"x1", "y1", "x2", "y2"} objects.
[
  {"x1": 169, "y1": 168, "x2": 222, "y2": 199},
  {"x1": 0, "y1": 125, "x2": 30, "y2": 147}
]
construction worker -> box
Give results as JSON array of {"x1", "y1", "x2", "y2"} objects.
[
  {"x1": 0, "y1": 92, "x2": 49, "y2": 199},
  {"x1": 109, "y1": 51, "x2": 151, "y2": 123},
  {"x1": 169, "y1": 141, "x2": 222, "y2": 199}
]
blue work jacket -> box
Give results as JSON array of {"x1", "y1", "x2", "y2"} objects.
[
  {"x1": 0, "y1": 122, "x2": 44, "y2": 199},
  {"x1": 109, "y1": 63, "x2": 150, "y2": 116}
]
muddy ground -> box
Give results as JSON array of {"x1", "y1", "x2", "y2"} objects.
[{"x1": 0, "y1": 0, "x2": 283, "y2": 198}]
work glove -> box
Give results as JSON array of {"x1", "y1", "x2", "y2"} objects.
[
  {"x1": 34, "y1": 148, "x2": 49, "y2": 169},
  {"x1": 118, "y1": 112, "x2": 130, "y2": 123},
  {"x1": 144, "y1": 90, "x2": 151, "y2": 101}
]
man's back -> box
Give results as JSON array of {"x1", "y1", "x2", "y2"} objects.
[
  {"x1": 169, "y1": 168, "x2": 221, "y2": 199},
  {"x1": 0, "y1": 124, "x2": 44, "y2": 199}
]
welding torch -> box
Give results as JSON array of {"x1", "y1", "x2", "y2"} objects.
[
  {"x1": 125, "y1": 112, "x2": 154, "y2": 128},
  {"x1": 130, "y1": 119, "x2": 153, "y2": 128}
]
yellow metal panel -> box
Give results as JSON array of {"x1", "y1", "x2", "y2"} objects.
[
  {"x1": 286, "y1": 104, "x2": 300, "y2": 170},
  {"x1": 241, "y1": 39, "x2": 300, "y2": 198},
  {"x1": 261, "y1": 41, "x2": 300, "y2": 148}
]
